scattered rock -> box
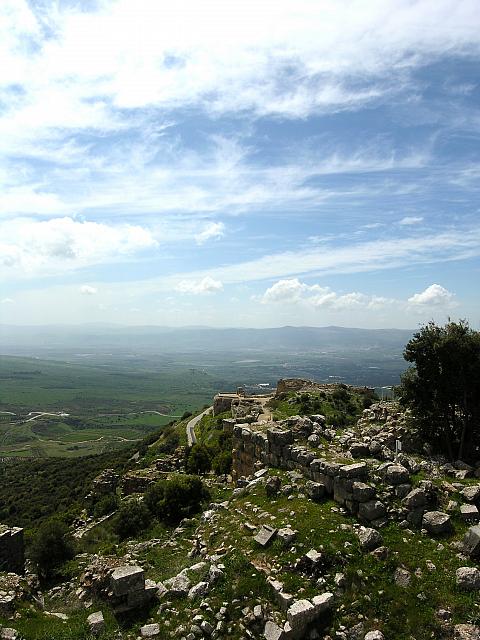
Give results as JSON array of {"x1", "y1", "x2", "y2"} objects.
[
  {"x1": 422, "y1": 511, "x2": 452, "y2": 535},
  {"x1": 456, "y1": 567, "x2": 480, "y2": 591},
  {"x1": 87, "y1": 611, "x2": 105, "y2": 636}
]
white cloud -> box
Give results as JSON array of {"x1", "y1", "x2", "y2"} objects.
[
  {"x1": 79, "y1": 285, "x2": 98, "y2": 295},
  {"x1": 195, "y1": 222, "x2": 225, "y2": 245},
  {"x1": 1, "y1": 297, "x2": 14, "y2": 304},
  {"x1": 261, "y1": 278, "x2": 393, "y2": 310},
  {"x1": 175, "y1": 276, "x2": 223, "y2": 295},
  {"x1": 399, "y1": 216, "x2": 424, "y2": 226},
  {"x1": 0, "y1": 217, "x2": 157, "y2": 278},
  {"x1": 408, "y1": 284, "x2": 456, "y2": 306}
]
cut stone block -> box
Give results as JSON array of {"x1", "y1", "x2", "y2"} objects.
[
  {"x1": 110, "y1": 565, "x2": 145, "y2": 597},
  {"x1": 254, "y1": 525, "x2": 277, "y2": 547}
]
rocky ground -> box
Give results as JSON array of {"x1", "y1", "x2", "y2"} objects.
[{"x1": 1, "y1": 390, "x2": 480, "y2": 640}]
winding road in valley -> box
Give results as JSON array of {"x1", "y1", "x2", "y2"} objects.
[{"x1": 186, "y1": 407, "x2": 212, "y2": 446}]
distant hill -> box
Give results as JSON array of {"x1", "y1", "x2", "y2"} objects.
[{"x1": 0, "y1": 324, "x2": 414, "y2": 355}]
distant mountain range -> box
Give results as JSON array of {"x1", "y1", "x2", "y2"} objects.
[{"x1": 0, "y1": 324, "x2": 415, "y2": 354}]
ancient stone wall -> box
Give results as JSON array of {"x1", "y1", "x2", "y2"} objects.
[
  {"x1": 0, "y1": 525, "x2": 25, "y2": 574},
  {"x1": 213, "y1": 394, "x2": 235, "y2": 416},
  {"x1": 275, "y1": 378, "x2": 374, "y2": 397},
  {"x1": 232, "y1": 426, "x2": 386, "y2": 523}
]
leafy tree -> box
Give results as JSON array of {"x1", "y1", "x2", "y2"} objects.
[
  {"x1": 93, "y1": 493, "x2": 119, "y2": 518},
  {"x1": 185, "y1": 443, "x2": 212, "y2": 475},
  {"x1": 112, "y1": 499, "x2": 151, "y2": 539},
  {"x1": 212, "y1": 450, "x2": 232, "y2": 475},
  {"x1": 30, "y1": 518, "x2": 75, "y2": 579},
  {"x1": 399, "y1": 320, "x2": 480, "y2": 460},
  {"x1": 144, "y1": 474, "x2": 208, "y2": 524}
]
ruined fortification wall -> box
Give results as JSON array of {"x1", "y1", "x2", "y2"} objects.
[
  {"x1": 232, "y1": 425, "x2": 385, "y2": 523},
  {"x1": 0, "y1": 526, "x2": 25, "y2": 574},
  {"x1": 275, "y1": 378, "x2": 374, "y2": 397}
]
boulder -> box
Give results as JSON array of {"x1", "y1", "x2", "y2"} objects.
[
  {"x1": 164, "y1": 573, "x2": 191, "y2": 597},
  {"x1": 464, "y1": 525, "x2": 480, "y2": 558},
  {"x1": 454, "y1": 624, "x2": 480, "y2": 640},
  {"x1": 456, "y1": 567, "x2": 480, "y2": 591},
  {"x1": 364, "y1": 633, "x2": 385, "y2": 640},
  {"x1": 358, "y1": 500, "x2": 386, "y2": 522},
  {"x1": 460, "y1": 504, "x2": 480, "y2": 521},
  {"x1": 403, "y1": 488, "x2": 428, "y2": 509},
  {"x1": 140, "y1": 623, "x2": 161, "y2": 637},
  {"x1": 87, "y1": 611, "x2": 105, "y2": 636},
  {"x1": 339, "y1": 463, "x2": 368, "y2": 480},
  {"x1": 356, "y1": 526, "x2": 383, "y2": 551},
  {"x1": 264, "y1": 621, "x2": 286, "y2": 640},
  {"x1": 385, "y1": 464, "x2": 410, "y2": 485},
  {"x1": 422, "y1": 511, "x2": 452, "y2": 535},
  {"x1": 254, "y1": 525, "x2": 277, "y2": 547},
  {"x1": 277, "y1": 527, "x2": 296, "y2": 545},
  {"x1": 462, "y1": 485, "x2": 480, "y2": 503},
  {"x1": 188, "y1": 581, "x2": 209, "y2": 599},
  {"x1": 110, "y1": 565, "x2": 144, "y2": 597},
  {"x1": 305, "y1": 481, "x2": 326, "y2": 502},
  {"x1": 287, "y1": 599, "x2": 315, "y2": 629},
  {"x1": 352, "y1": 482, "x2": 375, "y2": 503}
]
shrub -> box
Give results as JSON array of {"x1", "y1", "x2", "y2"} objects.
[
  {"x1": 185, "y1": 443, "x2": 212, "y2": 475},
  {"x1": 30, "y1": 518, "x2": 75, "y2": 579},
  {"x1": 112, "y1": 499, "x2": 151, "y2": 539},
  {"x1": 93, "y1": 493, "x2": 119, "y2": 519},
  {"x1": 144, "y1": 474, "x2": 209, "y2": 524}
]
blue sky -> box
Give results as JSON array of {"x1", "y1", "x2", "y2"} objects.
[{"x1": 0, "y1": 0, "x2": 479, "y2": 328}]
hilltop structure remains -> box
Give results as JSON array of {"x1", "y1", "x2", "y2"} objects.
[{"x1": 0, "y1": 525, "x2": 24, "y2": 574}]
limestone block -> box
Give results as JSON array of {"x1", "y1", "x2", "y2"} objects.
[{"x1": 110, "y1": 565, "x2": 144, "y2": 597}]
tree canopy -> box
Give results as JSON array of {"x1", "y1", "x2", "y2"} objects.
[{"x1": 399, "y1": 319, "x2": 480, "y2": 460}]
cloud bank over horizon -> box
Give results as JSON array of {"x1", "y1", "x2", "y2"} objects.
[{"x1": 1, "y1": 0, "x2": 479, "y2": 328}]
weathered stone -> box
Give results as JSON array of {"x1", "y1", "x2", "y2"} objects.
[
  {"x1": 350, "y1": 442, "x2": 370, "y2": 458},
  {"x1": 454, "y1": 624, "x2": 480, "y2": 640},
  {"x1": 385, "y1": 464, "x2": 410, "y2": 485},
  {"x1": 87, "y1": 611, "x2": 105, "y2": 636},
  {"x1": 364, "y1": 632, "x2": 384, "y2": 640},
  {"x1": 110, "y1": 565, "x2": 144, "y2": 597},
  {"x1": 164, "y1": 573, "x2": 191, "y2": 596},
  {"x1": 264, "y1": 621, "x2": 286, "y2": 640},
  {"x1": 460, "y1": 504, "x2": 480, "y2": 521},
  {"x1": 462, "y1": 485, "x2": 480, "y2": 503},
  {"x1": 456, "y1": 567, "x2": 480, "y2": 591},
  {"x1": 188, "y1": 581, "x2": 209, "y2": 600},
  {"x1": 403, "y1": 488, "x2": 428, "y2": 509},
  {"x1": 266, "y1": 476, "x2": 282, "y2": 498},
  {"x1": 394, "y1": 567, "x2": 411, "y2": 587},
  {"x1": 311, "y1": 592, "x2": 334, "y2": 615},
  {"x1": 464, "y1": 525, "x2": 480, "y2": 558},
  {"x1": 254, "y1": 525, "x2": 277, "y2": 547},
  {"x1": 305, "y1": 481, "x2": 326, "y2": 502},
  {"x1": 339, "y1": 463, "x2": 368, "y2": 480},
  {"x1": 358, "y1": 500, "x2": 386, "y2": 522},
  {"x1": 140, "y1": 623, "x2": 161, "y2": 637},
  {"x1": 287, "y1": 599, "x2": 315, "y2": 629},
  {"x1": 352, "y1": 482, "x2": 375, "y2": 503},
  {"x1": 356, "y1": 526, "x2": 383, "y2": 551},
  {"x1": 277, "y1": 527, "x2": 296, "y2": 545},
  {"x1": 0, "y1": 629, "x2": 19, "y2": 640},
  {"x1": 422, "y1": 511, "x2": 452, "y2": 535}
]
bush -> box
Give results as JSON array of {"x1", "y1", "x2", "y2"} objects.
[
  {"x1": 185, "y1": 443, "x2": 212, "y2": 475},
  {"x1": 30, "y1": 518, "x2": 75, "y2": 579},
  {"x1": 112, "y1": 499, "x2": 151, "y2": 539},
  {"x1": 144, "y1": 474, "x2": 209, "y2": 524},
  {"x1": 93, "y1": 493, "x2": 119, "y2": 519},
  {"x1": 212, "y1": 450, "x2": 232, "y2": 475}
]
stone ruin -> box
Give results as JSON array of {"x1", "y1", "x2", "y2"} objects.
[
  {"x1": 90, "y1": 469, "x2": 120, "y2": 496},
  {"x1": 275, "y1": 378, "x2": 374, "y2": 398},
  {"x1": 80, "y1": 560, "x2": 156, "y2": 613},
  {"x1": 0, "y1": 525, "x2": 24, "y2": 575}
]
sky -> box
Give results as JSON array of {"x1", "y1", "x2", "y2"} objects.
[{"x1": 0, "y1": 0, "x2": 479, "y2": 329}]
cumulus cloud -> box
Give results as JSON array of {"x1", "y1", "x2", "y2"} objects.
[
  {"x1": 261, "y1": 278, "x2": 392, "y2": 310},
  {"x1": 0, "y1": 217, "x2": 157, "y2": 277},
  {"x1": 175, "y1": 276, "x2": 223, "y2": 295},
  {"x1": 408, "y1": 284, "x2": 456, "y2": 306},
  {"x1": 1, "y1": 297, "x2": 14, "y2": 304},
  {"x1": 195, "y1": 222, "x2": 225, "y2": 245},
  {"x1": 399, "y1": 216, "x2": 424, "y2": 226},
  {"x1": 79, "y1": 285, "x2": 97, "y2": 295}
]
